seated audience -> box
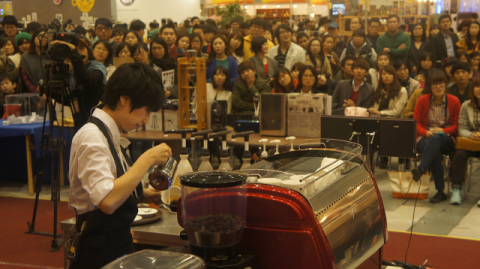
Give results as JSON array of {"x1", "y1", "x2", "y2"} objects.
[
  {"x1": 443, "y1": 57, "x2": 459, "y2": 86},
  {"x1": 450, "y1": 76, "x2": 480, "y2": 205},
  {"x1": 456, "y1": 20, "x2": 480, "y2": 53},
  {"x1": 15, "y1": 32, "x2": 31, "y2": 55},
  {"x1": 293, "y1": 66, "x2": 318, "y2": 94},
  {"x1": 207, "y1": 66, "x2": 232, "y2": 113},
  {"x1": 411, "y1": 71, "x2": 461, "y2": 203},
  {"x1": 332, "y1": 59, "x2": 374, "y2": 110},
  {"x1": 368, "y1": 52, "x2": 391, "y2": 89},
  {"x1": 290, "y1": 62, "x2": 305, "y2": 81},
  {"x1": 368, "y1": 65, "x2": 408, "y2": 117},
  {"x1": 267, "y1": 24, "x2": 305, "y2": 70},
  {"x1": 272, "y1": 67, "x2": 298, "y2": 93},
  {"x1": 417, "y1": 51, "x2": 435, "y2": 76},
  {"x1": 227, "y1": 32, "x2": 244, "y2": 64},
  {"x1": 305, "y1": 38, "x2": 332, "y2": 78},
  {"x1": 394, "y1": 59, "x2": 420, "y2": 98},
  {"x1": 247, "y1": 36, "x2": 278, "y2": 81},
  {"x1": 403, "y1": 69, "x2": 440, "y2": 118},
  {"x1": 457, "y1": 51, "x2": 470, "y2": 64},
  {"x1": 333, "y1": 55, "x2": 356, "y2": 82},
  {"x1": 206, "y1": 35, "x2": 239, "y2": 88},
  {"x1": 323, "y1": 34, "x2": 341, "y2": 75},
  {"x1": 339, "y1": 29, "x2": 377, "y2": 67},
  {"x1": 469, "y1": 51, "x2": 480, "y2": 81},
  {"x1": 447, "y1": 62, "x2": 472, "y2": 104},
  {"x1": 232, "y1": 61, "x2": 271, "y2": 114}
]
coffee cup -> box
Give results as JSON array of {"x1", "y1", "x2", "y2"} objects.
[{"x1": 161, "y1": 186, "x2": 181, "y2": 205}]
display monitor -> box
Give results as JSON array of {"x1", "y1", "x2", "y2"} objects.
[{"x1": 331, "y1": 4, "x2": 345, "y2": 16}]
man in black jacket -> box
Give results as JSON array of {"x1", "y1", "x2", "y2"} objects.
[{"x1": 430, "y1": 14, "x2": 458, "y2": 68}]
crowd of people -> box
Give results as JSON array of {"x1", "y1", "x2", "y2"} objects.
[{"x1": 1, "y1": 12, "x2": 480, "y2": 205}]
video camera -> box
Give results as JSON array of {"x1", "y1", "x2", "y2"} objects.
[{"x1": 46, "y1": 18, "x2": 81, "y2": 62}]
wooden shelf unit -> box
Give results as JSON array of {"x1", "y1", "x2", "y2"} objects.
[
  {"x1": 177, "y1": 57, "x2": 207, "y2": 131},
  {"x1": 338, "y1": 14, "x2": 430, "y2": 38}
]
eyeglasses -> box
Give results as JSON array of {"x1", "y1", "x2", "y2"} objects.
[
  {"x1": 134, "y1": 50, "x2": 147, "y2": 57},
  {"x1": 97, "y1": 27, "x2": 112, "y2": 32},
  {"x1": 431, "y1": 83, "x2": 446, "y2": 89}
]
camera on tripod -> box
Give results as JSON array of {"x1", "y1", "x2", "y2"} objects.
[{"x1": 48, "y1": 32, "x2": 80, "y2": 62}]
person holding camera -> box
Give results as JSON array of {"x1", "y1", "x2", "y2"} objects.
[{"x1": 51, "y1": 37, "x2": 107, "y2": 133}]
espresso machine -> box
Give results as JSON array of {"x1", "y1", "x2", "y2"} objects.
[{"x1": 178, "y1": 171, "x2": 255, "y2": 269}]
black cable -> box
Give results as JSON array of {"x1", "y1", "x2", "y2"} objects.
[{"x1": 405, "y1": 180, "x2": 421, "y2": 263}]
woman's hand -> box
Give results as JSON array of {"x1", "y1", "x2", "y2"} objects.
[
  {"x1": 431, "y1": 127, "x2": 444, "y2": 134},
  {"x1": 329, "y1": 57, "x2": 337, "y2": 65},
  {"x1": 165, "y1": 91, "x2": 171, "y2": 98},
  {"x1": 50, "y1": 40, "x2": 76, "y2": 51},
  {"x1": 471, "y1": 132, "x2": 480, "y2": 140},
  {"x1": 317, "y1": 74, "x2": 327, "y2": 86},
  {"x1": 368, "y1": 108, "x2": 381, "y2": 115},
  {"x1": 426, "y1": 131, "x2": 434, "y2": 138},
  {"x1": 145, "y1": 143, "x2": 172, "y2": 166},
  {"x1": 139, "y1": 188, "x2": 163, "y2": 205}
]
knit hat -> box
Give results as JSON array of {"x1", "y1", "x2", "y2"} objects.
[
  {"x1": 15, "y1": 32, "x2": 31, "y2": 45},
  {"x1": 149, "y1": 28, "x2": 159, "y2": 39}
]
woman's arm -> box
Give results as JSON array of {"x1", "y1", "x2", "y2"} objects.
[
  {"x1": 381, "y1": 88, "x2": 408, "y2": 117},
  {"x1": 458, "y1": 102, "x2": 474, "y2": 138},
  {"x1": 413, "y1": 96, "x2": 428, "y2": 137}
]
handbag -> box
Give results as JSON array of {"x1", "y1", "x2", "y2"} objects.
[
  {"x1": 344, "y1": 106, "x2": 369, "y2": 117},
  {"x1": 389, "y1": 171, "x2": 430, "y2": 199},
  {"x1": 456, "y1": 137, "x2": 480, "y2": 151}
]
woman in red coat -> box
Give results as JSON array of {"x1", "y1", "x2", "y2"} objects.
[{"x1": 411, "y1": 70, "x2": 461, "y2": 203}]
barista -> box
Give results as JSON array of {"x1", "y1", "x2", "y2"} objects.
[{"x1": 68, "y1": 62, "x2": 172, "y2": 269}]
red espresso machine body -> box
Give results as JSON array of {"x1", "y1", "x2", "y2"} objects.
[{"x1": 179, "y1": 141, "x2": 387, "y2": 269}]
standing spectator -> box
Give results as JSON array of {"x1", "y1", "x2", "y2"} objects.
[
  {"x1": 74, "y1": 25, "x2": 87, "y2": 39},
  {"x1": 20, "y1": 28, "x2": 51, "y2": 94},
  {"x1": 377, "y1": 15, "x2": 411, "y2": 65},
  {"x1": 408, "y1": 23, "x2": 429, "y2": 74},
  {"x1": 456, "y1": 21, "x2": 480, "y2": 53},
  {"x1": 232, "y1": 61, "x2": 271, "y2": 114},
  {"x1": 318, "y1": 17, "x2": 332, "y2": 35},
  {"x1": 227, "y1": 32, "x2": 244, "y2": 64},
  {"x1": 0, "y1": 73, "x2": 17, "y2": 118},
  {"x1": 112, "y1": 27, "x2": 126, "y2": 45},
  {"x1": 175, "y1": 32, "x2": 190, "y2": 52},
  {"x1": 206, "y1": 35, "x2": 239, "y2": 88},
  {"x1": 272, "y1": 67, "x2": 298, "y2": 93},
  {"x1": 368, "y1": 65, "x2": 408, "y2": 117},
  {"x1": 203, "y1": 25, "x2": 216, "y2": 54},
  {"x1": 267, "y1": 24, "x2": 305, "y2": 70},
  {"x1": 394, "y1": 59, "x2": 420, "y2": 98},
  {"x1": 417, "y1": 51, "x2": 435, "y2": 76},
  {"x1": 367, "y1": 18, "x2": 380, "y2": 53},
  {"x1": 296, "y1": 32, "x2": 309, "y2": 51},
  {"x1": 323, "y1": 35, "x2": 341, "y2": 75},
  {"x1": 444, "y1": 57, "x2": 459, "y2": 86},
  {"x1": 447, "y1": 62, "x2": 472, "y2": 104},
  {"x1": 116, "y1": 42, "x2": 132, "y2": 58},
  {"x1": 15, "y1": 32, "x2": 31, "y2": 55},
  {"x1": 429, "y1": 24, "x2": 440, "y2": 40},
  {"x1": 305, "y1": 38, "x2": 332, "y2": 77},
  {"x1": 290, "y1": 62, "x2": 305, "y2": 81},
  {"x1": 91, "y1": 18, "x2": 118, "y2": 56},
  {"x1": 243, "y1": 18, "x2": 274, "y2": 61},
  {"x1": 340, "y1": 29, "x2": 377, "y2": 68},
  {"x1": 333, "y1": 55, "x2": 356, "y2": 82},
  {"x1": 272, "y1": 20, "x2": 281, "y2": 32},
  {"x1": 430, "y1": 14, "x2": 458, "y2": 68},
  {"x1": 188, "y1": 33, "x2": 208, "y2": 58},
  {"x1": 411, "y1": 71, "x2": 461, "y2": 203},
  {"x1": 189, "y1": 17, "x2": 201, "y2": 33},
  {"x1": 347, "y1": 17, "x2": 362, "y2": 42},
  {"x1": 327, "y1": 22, "x2": 347, "y2": 58},
  {"x1": 192, "y1": 25, "x2": 208, "y2": 52},
  {"x1": 450, "y1": 76, "x2": 480, "y2": 205},
  {"x1": 1, "y1": 37, "x2": 20, "y2": 68},
  {"x1": 332, "y1": 59, "x2": 374, "y2": 110},
  {"x1": 230, "y1": 19, "x2": 240, "y2": 33},
  {"x1": 207, "y1": 66, "x2": 232, "y2": 113},
  {"x1": 264, "y1": 28, "x2": 274, "y2": 44},
  {"x1": 25, "y1": 22, "x2": 41, "y2": 37},
  {"x1": 123, "y1": 30, "x2": 141, "y2": 46},
  {"x1": 240, "y1": 22, "x2": 250, "y2": 37},
  {"x1": 1, "y1": 15, "x2": 17, "y2": 39},
  {"x1": 368, "y1": 52, "x2": 391, "y2": 90},
  {"x1": 456, "y1": 20, "x2": 470, "y2": 41},
  {"x1": 160, "y1": 24, "x2": 185, "y2": 60},
  {"x1": 469, "y1": 51, "x2": 480, "y2": 81},
  {"x1": 92, "y1": 40, "x2": 114, "y2": 79},
  {"x1": 130, "y1": 20, "x2": 146, "y2": 41},
  {"x1": 247, "y1": 36, "x2": 278, "y2": 81}
]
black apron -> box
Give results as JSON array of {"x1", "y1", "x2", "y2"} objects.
[{"x1": 70, "y1": 117, "x2": 143, "y2": 269}]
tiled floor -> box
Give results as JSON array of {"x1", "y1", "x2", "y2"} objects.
[{"x1": 1, "y1": 157, "x2": 479, "y2": 240}]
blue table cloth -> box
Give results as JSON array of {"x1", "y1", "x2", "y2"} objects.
[{"x1": 0, "y1": 120, "x2": 50, "y2": 159}]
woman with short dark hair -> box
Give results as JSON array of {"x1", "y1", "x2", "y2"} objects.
[
  {"x1": 368, "y1": 65, "x2": 408, "y2": 118},
  {"x1": 294, "y1": 65, "x2": 318, "y2": 94},
  {"x1": 272, "y1": 67, "x2": 297, "y2": 93},
  {"x1": 247, "y1": 36, "x2": 278, "y2": 81},
  {"x1": 305, "y1": 38, "x2": 332, "y2": 78},
  {"x1": 411, "y1": 70, "x2": 461, "y2": 203}
]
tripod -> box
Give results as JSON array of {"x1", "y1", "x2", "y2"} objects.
[{"x1": 26, "y1": 61, "x2": 71, "y2": 252}]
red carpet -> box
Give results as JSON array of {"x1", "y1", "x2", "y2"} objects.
[
  {"x1": 0, "y1": 196, "x2": 75, "y2": 269},
  {"x1": 1, "y1": 196, "x2": 480, "y2": 268}
]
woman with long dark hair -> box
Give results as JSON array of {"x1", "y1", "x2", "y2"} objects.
[
  {"x1": 92, "y1": 39, "x2": 114, "y2": 80},
  {"x1": 227, "y1": 32, "x2": 244, "y2": 64},
  {"x1": 305, "y1": 38, "x2": 332, "y2": 78},
  {"x1": 368, "y1": 65, "x2": 408, "y2": 117},
  {"x1": 175, "y1": 32, "x2": 190, "y2": 51},
  {"x1": 468, "y1": 51, "x2": 480, "y2": 81},
  {"x1": 207, "y1": 66, "x2": 232, "y2": 113},
  {"x1": 323, "y1": 34, "x2": 341, "y2": 75},
  {"x1": 393, "y1": 59, "x2": 420, "y2": 98},
  {"x1": 272, "y1": 67, "x2": 298, "y2": 93},
  {"x1": 408, "y1": 23, "x2": 429, "y2": 73},
  {"x1": 294, "y1": 65, "x2": 318, "y2": 94},
  {"x1": 149, "y1": 37, "x2": 176, "y2": 71},
  {"x1": 457, "y1": 21, "x2": 480, "y2": 53},
  {"x1": 247, "y1": 36, "x2": 278, "y2": 81},
  {"x1": 206, "y1": 35, "x2": 239, "y2": 88},
  {"x1": 20, "y1": 28, "x2": 51, "y2": 93},
  {"x1": 411, "y1": 70, "x2": 461, "y2": 203},
  {"x1": 368, "y1": 52, "x2": 391, "y2": 90},
  {"x1": 417, "y1": 51, "x2": 435, "y2": 76},
  {"x1": 188, "y1": 32, "x2": 208, "y2": 58},
  {"x1": 429, "y1": 24, "x2": 440, "y2": 40}
]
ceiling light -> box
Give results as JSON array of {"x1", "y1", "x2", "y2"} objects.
[
  {"x1": 245, "y1": 6, "x2": 248, "y2": 8},
  {"x1": 276, "y1": 5, "x2": 280, "y2": 8},
  {"x1": 262, "y1": 5, "x2": 266, "y2": 8},
  {"x1": 294, "y1": 4, "x2": 297, "y2": 8},
  {"x1": 310, "y1": 13, "x2": 315, "y2": 17},
  {"x1": 312, "y1": 4, "x2": 315, "y2": 6}
]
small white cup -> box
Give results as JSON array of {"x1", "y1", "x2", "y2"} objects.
[
  {"x1": 161, "y1": 186, "x2": 181, "y2": 205},
  {"x1": 281, "y1": 179, "x2": 306, "y2": 193}
]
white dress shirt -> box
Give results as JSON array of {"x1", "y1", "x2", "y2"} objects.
[{"x1": 68, "y1": 109, "x2": 130, "y2": 214}]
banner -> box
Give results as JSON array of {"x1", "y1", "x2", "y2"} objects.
[
  {"x1": 208, "y1": 0, "x2": 253, "y2": 4},
  {"x1": 262, "y1": 0, "x2": 306, "y2": 2},
  {"x1": 310, "y1": 0, "x2": 329, "y2": 5}
]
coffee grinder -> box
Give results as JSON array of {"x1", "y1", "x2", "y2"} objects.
[{"x1": 178, "y1": 171, "x2": 254, "y2": 269}]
